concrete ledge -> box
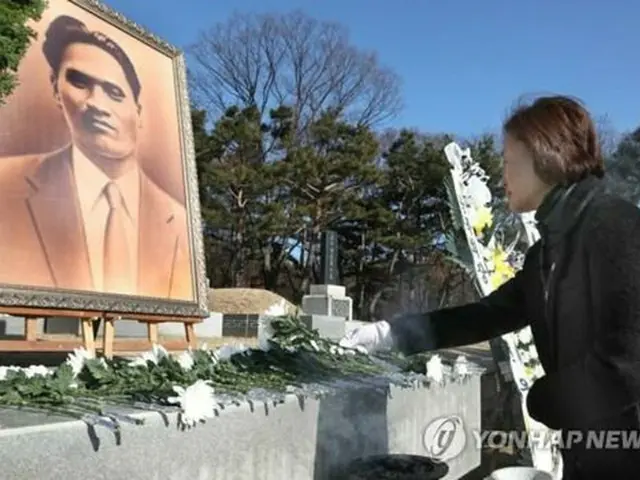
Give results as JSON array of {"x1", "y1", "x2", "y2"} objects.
[{"x1": 0, "y1": 377, "x2": 481, "y2": 479}]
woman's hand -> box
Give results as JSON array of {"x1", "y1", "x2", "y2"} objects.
[{"x1": 339, "y1": 321, "x2": 394, "y2": 353}]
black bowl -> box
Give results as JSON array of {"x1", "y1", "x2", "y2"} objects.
[{"x1": 335, "y1": 454, "x2": 449, "y2": 480}]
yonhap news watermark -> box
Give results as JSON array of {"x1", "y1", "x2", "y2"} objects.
[{"x1": 422, "y1": 415, "x2": 640, "y2": 461}]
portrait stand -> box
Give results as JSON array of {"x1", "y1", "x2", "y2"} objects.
[
  {"x1": 0, "y1": 0, "x2": 209, "y2": 358},
  {"x1": 0, "y1": 306, "x2": 200, "y2": 358}
]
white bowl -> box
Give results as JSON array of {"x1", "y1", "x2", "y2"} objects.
[{"x1": 488, "y1": 466, "x2": 553, "y2": 480}]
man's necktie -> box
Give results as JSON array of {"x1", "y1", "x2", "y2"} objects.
[{"x1": 103, "y1": 182, "x2": 132, "y2": 294}]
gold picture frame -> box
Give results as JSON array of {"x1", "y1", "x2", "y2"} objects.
[{"x1": 0, "y1": 0, "x2": 207, "y2": 318}]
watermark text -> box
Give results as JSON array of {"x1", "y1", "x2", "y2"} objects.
[
  {"x1": 475, "y1": 429, "x2": 640, "y2": 451},
  {"x1": 422, "y1": 415, "x2": 640, "y2": 461}
]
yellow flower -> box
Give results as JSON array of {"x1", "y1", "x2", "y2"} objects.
[
  {"x1": 472, "y1": 206, "x2": 493, "y2": 236},
  {"x1": 489, "y1": 246, "x2": 515, "y2": 289}
]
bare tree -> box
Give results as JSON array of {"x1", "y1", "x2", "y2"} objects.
[
  {"x1": 595, "y1": 113, "x2": 620, "y2": 158},
  {"x1": 187, "y1": 11, "x2": 402, "y2": 130}
]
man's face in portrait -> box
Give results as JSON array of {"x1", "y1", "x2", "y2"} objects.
[{"x1": 52, "y1": 43, "x2": 141, "y2": 160}]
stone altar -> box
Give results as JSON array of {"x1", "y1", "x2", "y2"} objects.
[{"x1": 0, "y1": 373, "x2": 482, "y2": 480}]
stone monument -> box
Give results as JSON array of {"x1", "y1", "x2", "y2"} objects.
[
  {"x1": 319, "y1": 229, "x2": 340, "y2": 285},
  {"x1": 300, "y1": 231, "x2": 352, "y2": 339}
]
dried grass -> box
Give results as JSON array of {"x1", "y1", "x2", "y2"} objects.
[{"x1": 207, "y1": 288, "x2": 298, "y2": 315}]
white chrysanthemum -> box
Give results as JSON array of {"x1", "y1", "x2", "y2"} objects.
[
  {"x1": 66, "y1": 347, "x2": 97, "y2": 377},
  {"x1": 175, "y1": 350, "x2": 195, "y2": 371},
  {"x1": 426, "y1": 355, "x2": 444, "y2": 384},
  {"x1": 517, "y1": 328, "x2": 533, "y2": 345},
  {"x1": 264, "y1": 299, "x2": 288, "y2": 317},
  {"x1": 197, "y1": 344, "x2": 219, "y2": 363},
  {"x1": 23, "y1": 365, "x2": 52, "y2": 378},
  {"x1": 453, "y1": 355, "x2": 469, "y2": 378},
  {"x1": 198, "y1": 343, "x2": 213, "y2": 355},
  {"x1": 0, "y1": 366, "x2": 19, "y2": 381},
  {"x1": 308, "y1": 339, "x2": 320, "y2": 352},
  {"x1": 257, "y1": 317, "x2": 275, "y2": 352},
  {"x1": 354, "y1": 345, "x2": 368, "y2": 354},
  {"x1": 329, "y1": 344, "x2": 351, "y2": 356},
  {"x1": 533, "y1": 363, "x2": 545, "y2": 378},
  {"x1": 257, "y1": 299, "x2": 289, "y2": 351},
  {"x1": 466, "y1": 175, "x2": 491, "y2": 208},
  {"x1": 332, "y1": 345, "x2": 342, "y2": 355},
  {"x1": 167, "y1": 380, "x2": 216, "y2": 428},
  {"x1": 0, "y1": 365, "x2": 52, "y2": 380},
  {"x1": 214, "y1": 344, "x2": 250, "y2": 362},
  {"x1": 129, "y1": 344, "x2": 169, "y2": 367}
]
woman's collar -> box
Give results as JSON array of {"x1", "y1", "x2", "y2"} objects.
[{"x1": 534, "y1": 175, "x2": 602, "y2": 241}]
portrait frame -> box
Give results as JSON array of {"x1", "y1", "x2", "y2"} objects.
[{"x1": 0, "y1": 0, "x2": 208, "y2": 318}]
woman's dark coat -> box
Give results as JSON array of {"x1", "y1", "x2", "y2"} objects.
[{"x1": 389, "y1": 176, "x2": 640, "y2": 478}]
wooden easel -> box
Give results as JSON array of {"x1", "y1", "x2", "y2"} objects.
[{"x1": 0, "y1": 306, "x2": 201, "y2": 359}]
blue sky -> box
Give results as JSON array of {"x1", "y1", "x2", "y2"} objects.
[{"x1": 103, "y1": 0, "x2": 640, "y2": 138}]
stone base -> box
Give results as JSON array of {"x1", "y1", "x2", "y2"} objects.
[
  {"x1": 0, "y1": 377, "x2": 481, "y2": 479},
  {"x1": 300, "y1": 314, "x2": 346, "y2": 340},
  {"x1": 302, "y1": 295, "x2": 353, "y2": 321},
  {"x1": 303, "y1": 284, "x2": 353, "y2": 321}
]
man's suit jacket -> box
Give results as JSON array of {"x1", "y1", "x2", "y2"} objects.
[{"x1": 0, "y1": 145, "x2": 193, "y2": 300}]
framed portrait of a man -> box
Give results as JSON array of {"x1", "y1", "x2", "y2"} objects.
[{"x1": 0, "y1": 0, "x2": 207, "y2": 317}]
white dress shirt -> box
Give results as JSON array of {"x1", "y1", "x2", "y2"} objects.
[{"x1": 72, "y1": 146, "x2": 140, "y2": 293}]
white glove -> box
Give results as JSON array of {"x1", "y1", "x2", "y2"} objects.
[{"x1": 339, "y1": 320, "x2": 394, "y2": 354}]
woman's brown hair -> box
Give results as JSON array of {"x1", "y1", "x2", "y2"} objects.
[{"x1": 503, "y1": 95, "x2": 605, "y2": 185}]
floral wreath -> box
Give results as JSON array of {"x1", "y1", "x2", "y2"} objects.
[{"x1": 443, "y1": 142, "x2": 563, "y2": 477}]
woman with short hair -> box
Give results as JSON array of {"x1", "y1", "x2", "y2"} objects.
[{"x1": 341, "y1": 95, "x2": 640, "y2": 479}]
